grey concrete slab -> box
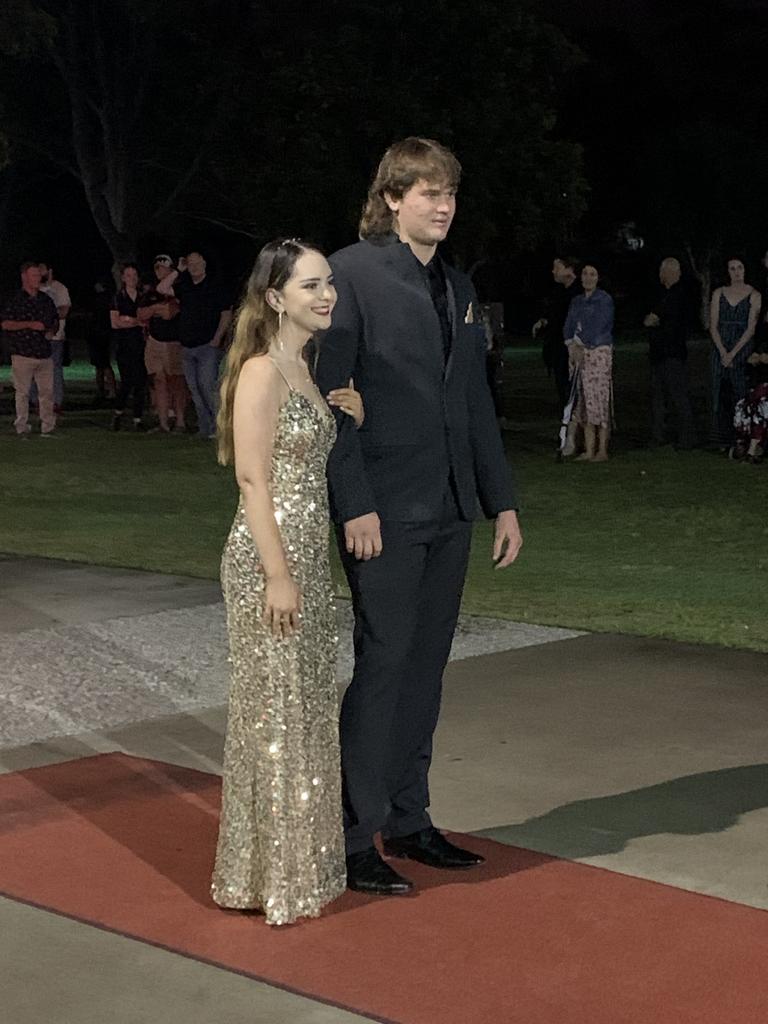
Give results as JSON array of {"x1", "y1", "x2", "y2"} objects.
[
  {"x1": 0, "y1": 576, "x2": 582, "y2": 748},
  {"x1": 1, "y1": 896, "x2": 372, "y2": 1024},
  {"x1": 0, "y1": 555, "x2": 222, "y2": 632}
]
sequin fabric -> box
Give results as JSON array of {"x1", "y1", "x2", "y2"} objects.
[{"x1": 212, "y1": 388, "x2": 346, "y2": 925}]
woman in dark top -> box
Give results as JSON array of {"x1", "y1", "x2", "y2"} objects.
[
  {"x1": 110, "y1": 263, "x2": 147, "y2": 431},
  {"x1": 708, "y1": 258, "x2": 761, "y2": 448}
]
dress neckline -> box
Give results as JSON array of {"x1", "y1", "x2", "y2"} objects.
[
  {"x1": 269, "y1": 357, "x2": 332, "y2": 422},
  {"x1": 721, "y1": 291, "x2": 751, "y2": 310}
]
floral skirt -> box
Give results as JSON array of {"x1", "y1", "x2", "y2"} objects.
[
  {"x1": 575, "y1": 346, "x2": 613, "y2": 428},
  {"x1": 734, "y1": 382, "x2": 768, "y2": 445}
]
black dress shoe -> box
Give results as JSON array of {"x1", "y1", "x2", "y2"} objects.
[
  {"x1": 346, "y1": 848, "x2": 414, "y2": 894},
  {"x1": 383, "y1": 827, "x2": 485, "y2": 869}
]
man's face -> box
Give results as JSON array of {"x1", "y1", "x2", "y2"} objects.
[
  {"x1": 22, "y1": 265, "x2": 43, "y2": 291},
  {"x1": 552, "y1": 260, "x2": 573, "y2": 284},
  {"x1": 659, "y1": 261, "x2": 680, "y2": 288},
  {"x1": 186, "y1": 252, "x2": 206, "y2": 277},
  {"x1": 121, "y1": 266, "x2": 139, "y2": 289},
  {"x1": 386, "y1": 179, "x2": 456, "y2": 249}
]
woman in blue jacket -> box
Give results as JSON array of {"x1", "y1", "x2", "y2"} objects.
[{"x1": 564, "y1": 263, "x2": 615, "y2": 461}]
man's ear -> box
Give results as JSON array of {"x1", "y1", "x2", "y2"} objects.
[{"x1": 383, "y1": 191, "x2": 400, "y2": 214}]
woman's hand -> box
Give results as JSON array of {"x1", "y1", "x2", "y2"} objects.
[
  {"x1": 327, "y1": 378, "x2": 364, "y2": 427},
  {"x1": 721, "y1": 351, "x2": 733, "y2": 368},
  {"x1": 263, "y1": 573, "x2": 302, "y2": 639}
]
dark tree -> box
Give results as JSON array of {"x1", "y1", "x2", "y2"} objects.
[{"x1": 1, "y1": 0, "x2": 588, "y2": 272}]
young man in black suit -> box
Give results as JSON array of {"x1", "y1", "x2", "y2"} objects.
[{"x1": 316, "y1": 137, "x2": 522, "y2": 894}]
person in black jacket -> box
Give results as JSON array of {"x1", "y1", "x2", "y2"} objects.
[
  {"x1": 532, "y1": 256, "x2": 581, "y2": 414},
  {"x1": 643, "y1": 257, "x2": 696, "y2": 449},
  {"x1": 315, "y1": 137, "x2": 522, "y2": 896}
]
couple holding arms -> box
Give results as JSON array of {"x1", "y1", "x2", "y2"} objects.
[{"x1": 211, "y1": 137, "x2": 522, "y2": 926}]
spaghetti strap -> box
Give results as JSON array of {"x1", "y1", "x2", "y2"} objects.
[{"x1": 267, "y1": 355, "x2": 292, "y2": 390}]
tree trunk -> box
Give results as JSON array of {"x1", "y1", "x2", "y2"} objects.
[{"x1": 686, "y1": 245, "x2": 713, "y2": 330}]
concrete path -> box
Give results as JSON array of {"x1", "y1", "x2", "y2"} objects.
[{"x1": 2, "y1": 556, "x2": 767, "y2": 1023}]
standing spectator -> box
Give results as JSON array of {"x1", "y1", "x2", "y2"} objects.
[
  {"x1": 156, "y1": 250, "x2": 232, "y2": 438},
  {"x1": 643, "y1": 257, "x2": 696, "y2": 449},
  {"x1": 708, "y1": 258, "x2": 761, "y2": 449},
  {"x1": 1, "y1": 261, "x2": 59, "y2": 436},
  {"x1": 110, "y1": 263, "x2": 147, "y2": 431},
  {"x1": 138, "y1": 255, "x2": 188, "y2": 432},
  {"x1": 31, "y1": 262, "x2": 71, "y2": 412},
  {"x1": 87, "y1": 278, "x2": 117, "y2": 402},
  {"x1": 532, "y1": 256, "x2": 582, "y2": 413},
  {"x1": 564, "y1": 263, "x2": 615, "y2": 462}
]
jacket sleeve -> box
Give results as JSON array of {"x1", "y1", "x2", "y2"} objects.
[
  {"x1": 563, "y1": 297, "x2": 578, "y2": 341},
  {"x1": 315, "y1": 269, "x2": 377, "y2": 524},
  {"x1": 466, "y1": 307, "x2": 518, "y2": 516},
  {"x1": 603, "y1": 294, "x2": 615, "y2": 340}
]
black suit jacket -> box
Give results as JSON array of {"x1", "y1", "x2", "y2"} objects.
[{"x1": 315, "y1": 235, "x2": 517, "y2": 524}]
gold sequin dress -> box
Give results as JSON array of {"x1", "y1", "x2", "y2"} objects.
[{"x1": 211, "y1": 385, "x2": 346, "y2": 925}]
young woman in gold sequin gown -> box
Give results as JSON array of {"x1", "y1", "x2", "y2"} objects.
[{"x1": 211, "y1": 240, "x2": 363, "y2": 925}]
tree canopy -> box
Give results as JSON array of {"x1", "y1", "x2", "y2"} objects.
[{"x1": 0, "y1": 0, "x2": 587, "y2": 275}]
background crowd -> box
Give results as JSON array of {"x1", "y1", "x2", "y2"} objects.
[
  {"x1": 532, "y1": 253, "x2": 768, "y2": 464},
  {"x1": 2, "y1": 248, "x2": 768, "y2": 463}
]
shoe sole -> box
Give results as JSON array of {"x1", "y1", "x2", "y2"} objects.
[
  {"x1": 346, "y1": 881, "x2": 414, "y2": 895},
  {"x1": 383, "y1": 849, "x2": 483, "y2": 869}
]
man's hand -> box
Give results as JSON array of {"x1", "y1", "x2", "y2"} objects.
[
  {"x1": 344, "y1": 512, "x2": 382, "y2": 561},
  {"x1": 532, "y1": 318, "x2": 547, "y2": 338},
  {"x1": 643, "y1": 313, "x2": 660, "y2": 328},
  {"x1": 493, "y1": 509, "x2": 522, "y2": 569}
]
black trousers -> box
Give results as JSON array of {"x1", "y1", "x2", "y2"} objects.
[
  {"x1": 338, "y1": 485, "x2": 473, "y2": 855},
  {"x1": 116, "y1": 338, "x2": 147, "y2": 419},
  {"x1": 650, "y1": 357, "x2": 695, "y2": 448}
]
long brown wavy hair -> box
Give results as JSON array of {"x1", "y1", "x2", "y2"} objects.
[
  {"x1": 216, "y1": 238, "x2": 319, "y2": 466},
  {"x1": 359, "y1": 137, "x2": 462, "y2": 240}
]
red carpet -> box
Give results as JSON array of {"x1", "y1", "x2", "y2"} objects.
[{"x1": 1, "y1": 753, "x2": 768, "y2": 1024}]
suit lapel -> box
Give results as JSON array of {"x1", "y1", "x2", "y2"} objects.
[{"x1": 444, "y1": 267, "x2": 461, "y2": 381}]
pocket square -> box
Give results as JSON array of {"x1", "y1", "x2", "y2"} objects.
[{"x1": 464, "y1": 303, "x2": 474, "y2": 325}]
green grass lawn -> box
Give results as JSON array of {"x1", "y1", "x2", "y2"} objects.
[{"x1": 1, "y1": 341, "x2": 766, "y2": 651}]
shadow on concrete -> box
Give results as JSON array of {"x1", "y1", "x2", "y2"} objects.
[{"x1": 477, "y1": 764, "x2": 768, "y2": 858}]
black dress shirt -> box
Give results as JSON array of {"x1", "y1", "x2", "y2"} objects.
[
  {"x1": 0, "y1": 289, "x2": 58, "y2": 358},
  {"x1": 412, "y1": 249, "x2": 452, "y2": 364}
]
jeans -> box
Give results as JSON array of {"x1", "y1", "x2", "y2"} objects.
[
  {"x1": 183, "y1": 344, "x2": 223, "y2": 436},
  {"x1": 29, "y1": 339, "x2": 64, "y2": 408}
]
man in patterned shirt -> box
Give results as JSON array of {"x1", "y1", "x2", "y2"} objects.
[{"x1": 0, "y1": 262, "x2": 59, "y2": 436}]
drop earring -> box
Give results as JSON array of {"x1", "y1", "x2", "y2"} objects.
[{"x1": 277, "y1": 310, "x2": 284, "y2": 351}]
